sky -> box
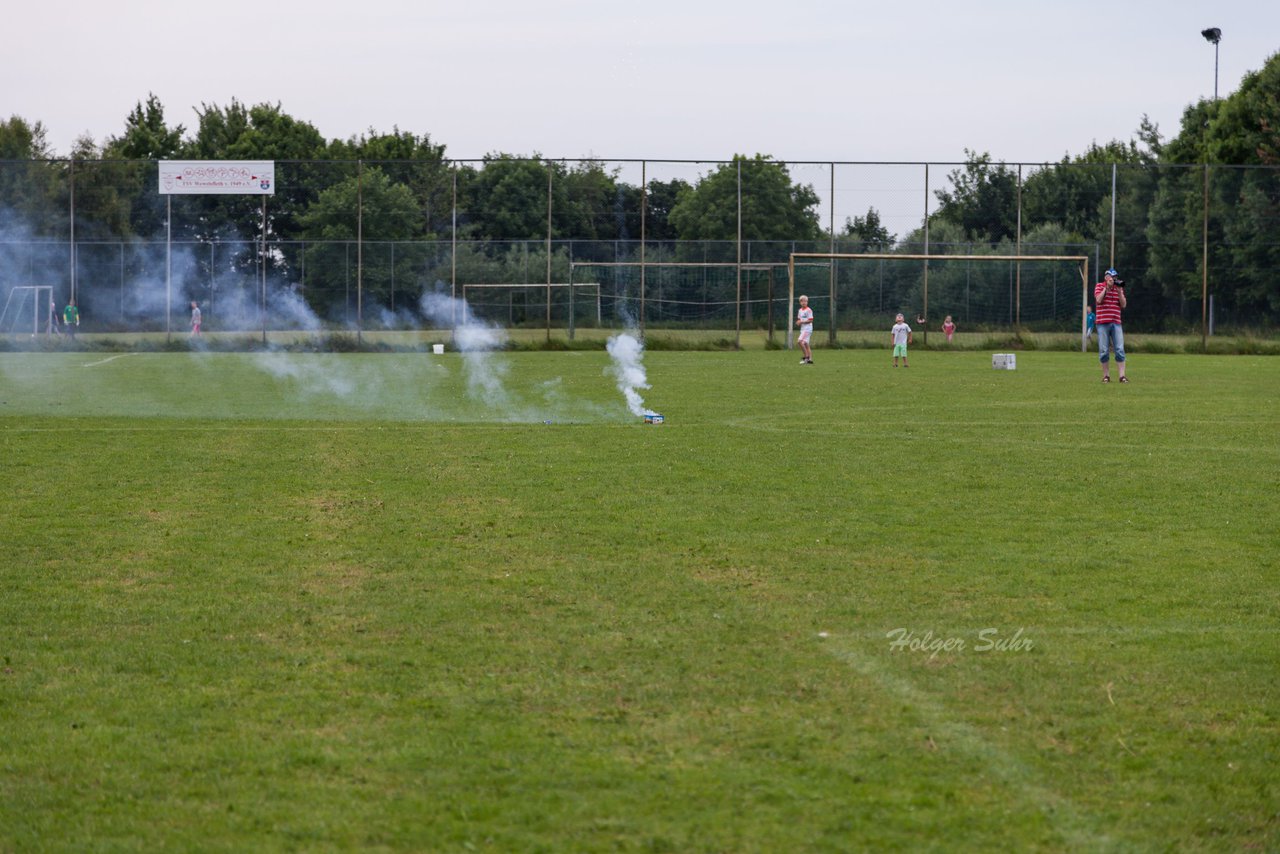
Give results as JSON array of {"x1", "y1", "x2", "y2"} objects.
[{"x1": 5, "y1": 0, "x2": 1278, "y2": 233}]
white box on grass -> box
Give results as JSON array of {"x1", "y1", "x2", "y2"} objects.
[{"x1": 992, "y1": 353, "x2": 1017, "y2": 370}]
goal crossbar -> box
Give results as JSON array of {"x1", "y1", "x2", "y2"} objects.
[
  {"x1": 461, "y1": 282, "x2": 602, "y2": 325},
  {"x1": 787, "y1": 252, "x2": 1091, "y2": 351}
]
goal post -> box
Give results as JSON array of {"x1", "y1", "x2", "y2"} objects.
[
  {"x1": 460, "y1": 283, "x2": 601, "y2": 335},
  {"x1": 568, "y1": 260, "x2": 828, "y2": 343},
  {"x1": 0, "y1": 285, "x2": 56, "y2": 336},
  {"x1": 787, "y1": 252, "x2": 1091, "y2": 351}
]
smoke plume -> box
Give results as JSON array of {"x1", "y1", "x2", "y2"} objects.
[{"x1": 606, "y1": 331, "x2": 653, "y2": 417}]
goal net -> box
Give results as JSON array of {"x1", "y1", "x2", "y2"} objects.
[
  {"x1": 459, "y1": 283, "x2": 601, "y2": 329},
  {"x1": 787, "y1": 252, "x2": 1091, "y2": 345},
  {"x1": 0, "y1": 286, "x2": 56, "y2": 335},
  {"x1": 567, "y1": 261, "x2": 805, "y2": 335}
]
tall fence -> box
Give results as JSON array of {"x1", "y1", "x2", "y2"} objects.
[{"x1": 1, "y1": 158, "x2": 1277, "y2": 342}]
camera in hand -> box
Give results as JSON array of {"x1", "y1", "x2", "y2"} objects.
[{"x1": 1112, "y1": 278, "x2": 1125, "y2": 287}]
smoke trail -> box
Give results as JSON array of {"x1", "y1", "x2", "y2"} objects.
[
  {"x1": 419, "y1": 290, "x2": 511, "y2": 409},
  {"x1": 605, "y1": 331, "x2": 653, "y2": 417}
]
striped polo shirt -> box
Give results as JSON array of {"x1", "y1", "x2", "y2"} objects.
[{"x1": 1094, "y1": 283, "x2": 1123, "y2": 325}]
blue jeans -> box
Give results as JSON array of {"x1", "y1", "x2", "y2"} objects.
[{"x1": 1097, "y1": 323, "x2": 1125, "y2": 363}]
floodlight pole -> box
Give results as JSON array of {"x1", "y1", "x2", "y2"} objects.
[
  {"x1": 356, "y1": 159, "x2": 363, "y2": 345},
  {"x1": 260, "y1": 195, "x2": 268, "y2": 345},
  {"x1": 165, "y1": 195, "x2": 172, "y2": 343},
  {"x1": 1202, "y1": 165, "x2": 1210, "y2": 350},
  {"x1": 1015, "y1": 164, "x2": 1023, "y2": 331},
  {"x1": 640, "y1": 160, "x2": 647, "y2": 337},
  {"x1": 829, "y1": 163, "x2": 836, "y2": 346},
  {"x1": 1212, "y1": 38, "x2": 1219, "y2": 100},
  {"x1": 735, "y1": 159, "x2": 742, "y2": 350},
  {"x1": 68, "y1": 159, "x2": 76, "y2": 308},
  {"x1": 1201, "y1": 28, "x2": 1221, "y2": 101},
  {"x1": 451, "y1": 165, "x2": 458, "y2": 342},
  {"x1": 546, "y1": 163, "x2": 553, "y2": 343},
  {"x1": 922, "y1": 164, "x2": 929, "y2": 345}
]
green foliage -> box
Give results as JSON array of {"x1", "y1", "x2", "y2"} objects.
[
  {"x1": 0, "y1": 115, "x2": 52, "y2": 159},
  {"x1": 6, "y1": 66, "x2": 1280, "y2": 327},
  {"x1": 642, "y1": 178, "x2": 690, "y2": 242},
  {"x1": 843, "y1": 206, "x2": 894, "y2": 248},
  {"x1": 0, "y1": 117, "x2": 61, "y2": 228},
  {"x1": 298, "y1": 166, "x2": 422, "y2": 314},
  {"x1": 933, "y1": 149, "x2": 1019, "y2": 242},
  {"x1": 338, "y1": 128, "x2": 452, "y2": 237},
  {"x1": 667, "y1": 154, "x2": 822, "y2": 248},
  {"x1": 104, "y1": 94, "x2": 184, "y2": 161}
]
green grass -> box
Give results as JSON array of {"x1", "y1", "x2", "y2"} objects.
[
  {"x1": 6, "y1": 326, "x2": 1280, "y2": 354},
  {"x1": 1, "y1": 349, "x2": 1277, "y2": 851}
]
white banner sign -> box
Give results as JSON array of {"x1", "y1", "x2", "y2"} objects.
[{"x1": 159, "y1": 160, "x2": 275, "y2": 195}]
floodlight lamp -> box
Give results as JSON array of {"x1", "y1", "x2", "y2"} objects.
[{"x1": 1201, "y1": 28, "x2": 1221, "y2": 44}]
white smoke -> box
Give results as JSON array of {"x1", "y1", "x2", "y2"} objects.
[
  {"x1": 606, "y1": 331, "x2": 653, "y2": 417},
  {"x1": 419, "y1": 290, "x2": 512, "y2": 409}
]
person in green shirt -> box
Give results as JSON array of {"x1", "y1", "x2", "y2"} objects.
[{"x1": 63, "y1": 300, "x2": 79, "y2": 339}]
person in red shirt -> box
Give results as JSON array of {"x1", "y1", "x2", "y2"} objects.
[{"x1": 1094, "y1": 269, "x2": 1128, "y2": 383}]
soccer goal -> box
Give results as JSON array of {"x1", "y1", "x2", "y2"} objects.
[
  {"x1": 0, "y1": 285, "x2": 56, "y2": 336},
  {"x1": 567, "y1": 260, "x2": 824, "y2": 343},
  {"x1": 787, "y1": 252, "x2": 1092, "y2": 350},
  {"x1": 460, "y1": 283, "x2": 601, "y2": 330}
]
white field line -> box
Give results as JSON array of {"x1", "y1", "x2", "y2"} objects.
[
  {"x1": 81, "y1": 353, "x2": 140, "y2": 368},
  {"x1": 825, "y1": 641, "x2": 1115, "y2": 850}
]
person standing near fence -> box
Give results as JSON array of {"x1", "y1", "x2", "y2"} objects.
[
  {"x1": 63, "y1": 300, "x2": 79, "y2": 340},
  {"x1": 795, "y1": 295, "x2": 814, "y2": 364},
  {"x1": 1094, "y1": 269, "x2": 1127, "y2": 383},
  {"x1": 190, "y1": 301, "x2": 202, "y2": 336}
]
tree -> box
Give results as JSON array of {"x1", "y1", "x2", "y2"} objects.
[
  {"x1": 0, "y1": 115, "x2": 52, "y2": 159},
  {"x1": 1022, "y1": 139, "x2": 1146, "y2": 241},
  {"x1": 932, "y1": 150, "x2": 1019, "y2": 244},
  {"x1": 98, "y1": 95, "x2": 185, "y2": 238},
  {"x1": 642, "y1": 178, "x2": 689, "y2": 243},
  {"x1": 105, "y1": 94, "x2": 184, "y2": 161},
  {"x1": 66, "y1": 134, "x2": 132, "y2": 240},
  {"x1": 180, "y1": 101, "x2": 330, "y2": 278},
  {"x1": 298, "y1": 166, "x2": 420, "y2": 318},
  {"x1": 842, "y1": 207, "x2": 894, "y2": 250},
  {"x1": 1143, "y1": 51, "x2": 1280, "y2": 323},
  {"x1": 332, "y1": 128, "x2": 452, "y2": 237},
  {"x1": 460, "y1": 153, "x2": 609, "y2": 245},
  {"x1": 0, "y1": 116, "x2": 60, "y2": 231},
  {"x1": 558, "y1": 159, "x2": 624, "y2": 243},
  {"x1": 667, "y1": 155, "x2": 821, "y2": 253}
]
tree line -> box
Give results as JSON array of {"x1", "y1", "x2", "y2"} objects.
[{"x1": 1, "y1": 49, "x2": 1277, "y2": 328}]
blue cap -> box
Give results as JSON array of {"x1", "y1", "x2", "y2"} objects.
[{"x1": 1105, "y1": 268, "x2": 1118, "y2": 277}]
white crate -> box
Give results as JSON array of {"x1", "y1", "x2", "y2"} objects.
[{"x1": 992, "y1": 353, "x2": 1017, "y2": 370}]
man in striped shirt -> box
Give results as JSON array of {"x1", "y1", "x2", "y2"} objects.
[{"x1": 1094, "y1": 269, "x2": 1128, "y2": 383}]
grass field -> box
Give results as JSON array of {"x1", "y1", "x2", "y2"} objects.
[{"x1": 1, "y1": 347, "x2": 1277, "y2": 851}]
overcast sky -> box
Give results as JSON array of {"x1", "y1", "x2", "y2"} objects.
[{"x1": 6, "y1": 0, "x2": 1278, "y2": 233}]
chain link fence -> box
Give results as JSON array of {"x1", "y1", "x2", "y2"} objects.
[{"x1": 1, "y1": 158, "x2": 1276, "y2": 343}]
